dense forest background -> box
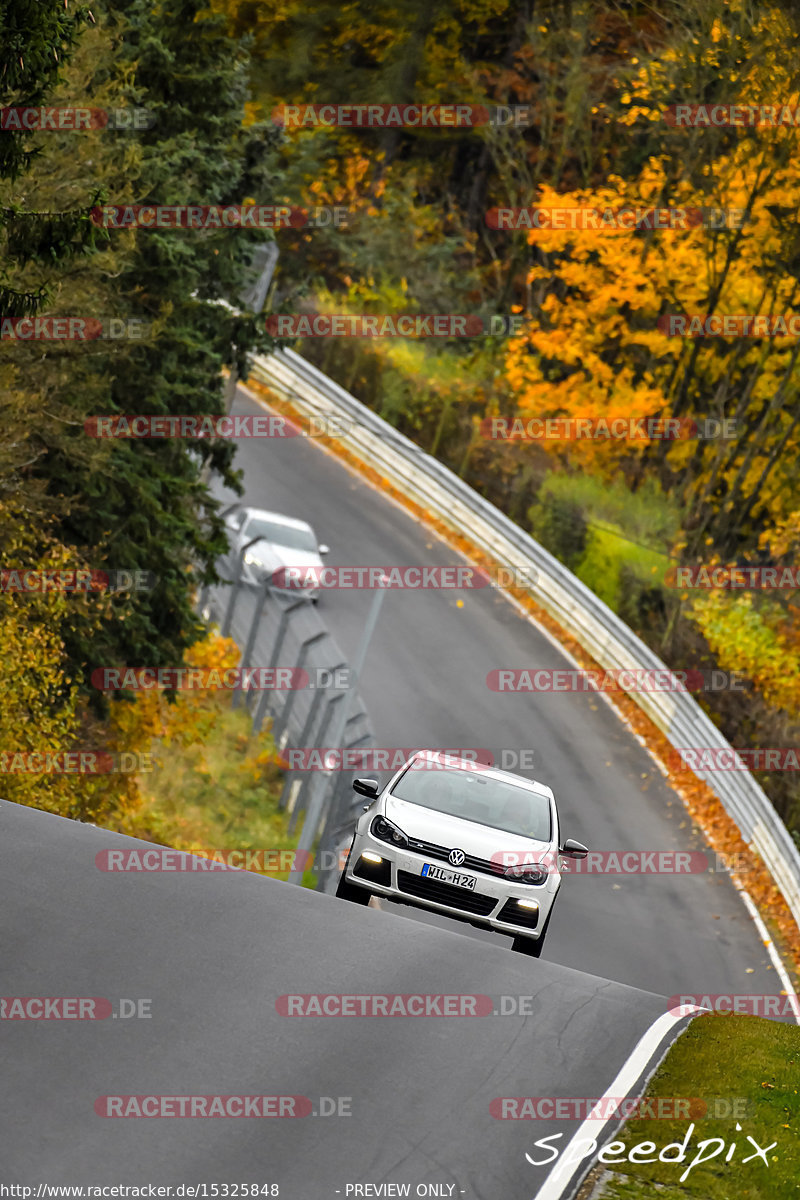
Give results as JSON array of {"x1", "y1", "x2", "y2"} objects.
[
  {"x1": 2, "y1": 0, "x2": 799, "y2": 836},
  {"x1": 220, "y1": 0, "x2": 800, "y2": 833}
]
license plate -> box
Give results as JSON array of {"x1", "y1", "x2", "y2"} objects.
[{"x1": 421, "y1": 862, "x2": 477, "y2": 890}]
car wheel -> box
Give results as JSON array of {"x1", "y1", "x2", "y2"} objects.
[
  {"x1": 511, "y1": 906, "x2": 553, "y2": 957},
  {"x1": 512, "y1": 934, "x2": 544, "y2": 957},
  {"x1": 335, "y1": 854, "x2": 371, "y2": 905}
]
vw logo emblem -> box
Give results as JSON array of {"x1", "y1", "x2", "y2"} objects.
[{"x1": 449, "y1": 849, "x2": 466, "y2": 867}]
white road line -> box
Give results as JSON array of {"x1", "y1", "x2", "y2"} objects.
[
  {"x1": 533, "y1": 1007, "x2": 706, "y2": 1200},
  {"x1": 737, "y1": 888, "x2": 800, "y2": 1023}
]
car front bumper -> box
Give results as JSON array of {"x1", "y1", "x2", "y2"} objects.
[
  {"x1": 242, "y1": 566, "x2": 319, "y2": 601},
  {"x1": 344, "y1": 828, "x2": 558, "y2": 941}
]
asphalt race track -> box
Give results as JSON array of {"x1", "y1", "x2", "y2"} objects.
[
  {"x1": 3, "y1": 378, "x2": 788, "y2": 1196},
  {"x1": 2, "y1": 799, "x2": 680, "y2": 1196},
  {"x1": 212, "y1": 381, "x2": 779, "y2": 1000}
]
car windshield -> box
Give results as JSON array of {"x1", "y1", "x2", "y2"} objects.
[
  {"x1": 390, "y1": 765, "x2": 552, "y2": 841},
  {"x1": 245, "y1": 518, "x2": 317, "y2": 554}
]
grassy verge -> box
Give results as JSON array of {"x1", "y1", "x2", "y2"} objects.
[
  {"x1": 108, "y1": 677, "x2": 318, "y2": 887},
  {"x1": 583, "y1": 1013, "x2": 800, "y2": 1199}
]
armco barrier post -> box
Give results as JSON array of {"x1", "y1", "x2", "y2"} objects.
[
  {"x1": 277, "y1": 680, "x2": 336, "y2": 811},
  {"x1": 317, "y1": 730, "x2": 373, "y2": 873},
  {"x1": 221, "y1": 535, "x2": 267, "y2": 638},
  {"x1": 246, "y1": 594, "x2": 307, "y2": 727},
  {"x1": 287, "y1": 693, "x2": 345, "y2": 835},
  {"x1": 288, "y1": 586, "x2": 386, "y2": 884},
  {"x1": 272, "y1": 630, "x2": 328, "y2": 743},
  {"x1": 232, "y1": 577, "x2": 272, "y2": 710}
]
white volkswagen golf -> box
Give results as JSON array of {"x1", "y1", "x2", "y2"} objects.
[{"x1": 335, "y1": 751, "x2": 588, "y2": 956}]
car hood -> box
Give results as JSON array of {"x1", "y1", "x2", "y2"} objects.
[
  {"x1": 249, "y1": 544, "x2": 323, "y2": 572},
  {"x1": 384, "y1": 795, "x2": 552, "y2": 862}
]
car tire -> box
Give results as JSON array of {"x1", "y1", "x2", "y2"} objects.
[
  {"x1": 511, "y1": 934, "x2": 544, "y2": 957},
  {"x1": 335, "y1": 860, "x2": 371, "y2": 905},
  {"x1": 511, "y1": 905, "x2": 553, "y2": 957}
]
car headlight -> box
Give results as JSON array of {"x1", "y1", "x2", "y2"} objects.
[
  {"x1": 371, "y1": 815, "x2": 408, "y2": 848},
  {"x1": 504, "y1": 863, "x2": 548, "y2": 885}
]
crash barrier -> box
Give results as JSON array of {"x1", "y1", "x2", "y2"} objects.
[
  {"x1": 248, "y1": 346, "x2": 800, "y2": 928},
  {"x1": 198, "y1": 555, "x2": 376, "y2": 880}
]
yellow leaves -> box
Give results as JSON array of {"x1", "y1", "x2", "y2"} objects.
[
  {"x1": 242, "y1": 101, "x2": 260, "y2": 128},
  {"x1": 689, "y1": 591, "x2": 800, "y2": 720},
  {"x1": 760, "y1": 512, "x2": 800, "y2": 559},
  {"x1": 496, "y1": 122, "x2": 800, "y2": 481}
]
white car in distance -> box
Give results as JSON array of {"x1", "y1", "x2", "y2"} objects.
[{"x1": 224, "y1": 505, "x2": 329, "y2": 603}]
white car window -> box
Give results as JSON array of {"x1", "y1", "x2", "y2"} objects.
[{"x1": 391, "y1": 767, "x2": 552, "y2": 841}]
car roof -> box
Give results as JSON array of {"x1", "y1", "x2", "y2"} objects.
[
  {"x1": 409, "y1": 750, "x2": 554, "y2": 800},
  {"x1": 241, "y1": 507, "x2": 314, "y2": 533}
]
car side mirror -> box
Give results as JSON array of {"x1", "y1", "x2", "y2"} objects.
[
  {"x1": 353, "y1": 777, "x2": 379, "y2": 799},
  {"x1": 318, "y1": 544, "x2": 330, "y2": 555},
  {"x1": 559, "y1": 838, "x2": 588, "y2": 859}
]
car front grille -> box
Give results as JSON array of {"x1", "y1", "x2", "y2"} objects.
[
  {"x1": 396, "y1": 870, "x2": 497, "y2": 916},
  {"x1": 405, "y1": 837, "x2": 507, "y2": 879}
]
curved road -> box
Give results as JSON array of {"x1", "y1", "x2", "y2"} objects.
[
  {"x1": 217, "y1": 379, "x2": 779, "y2": 1000},
  {"x1": 1, "y1": 799, "x2": 683, "y2": 1195}
]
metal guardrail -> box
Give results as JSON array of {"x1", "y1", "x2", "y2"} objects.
[
  {"x1": 248, "y1": 345, "x2": 800, "y2": 930},
  {"x1": 198, "y1": 547, "x2": 376, "y2": 883}
]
